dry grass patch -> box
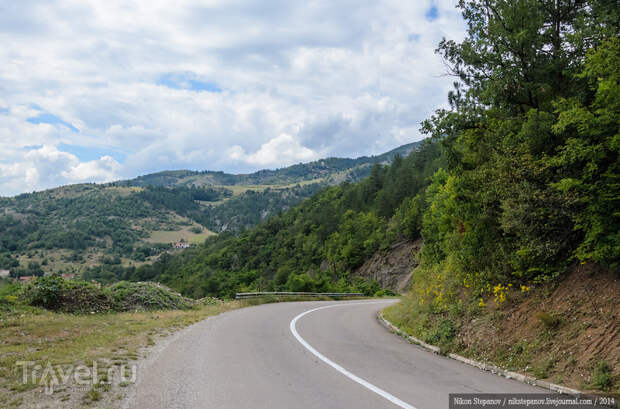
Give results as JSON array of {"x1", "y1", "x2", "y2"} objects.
[{"x1": 0, "y1": 300, "x2": 243, "y2": 408}]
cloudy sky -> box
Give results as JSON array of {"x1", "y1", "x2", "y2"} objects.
[{"x1": 0, "y1": 0, "x2": 465, "y2": 196}]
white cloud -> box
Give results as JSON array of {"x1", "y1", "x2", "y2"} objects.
[
  {"x1": 243, "y1": 133, "x2": 319, "y2": 166},
  {"x1": 0, "y1": 0, "x2": 466, "y2": 196},
  {"x1": 61, "y1": 155, "x2": 121, "y2": 181},
  {"x1": 0, "y1": 146, "x2": 121, "y2": 194}
]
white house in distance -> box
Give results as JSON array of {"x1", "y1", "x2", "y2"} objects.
[
  {"x1": 174, "y1": 242, "x2": 190, "y2": 249},
  {"x1": 0, "y1": 269, "x2": 9, "y2": 278}
]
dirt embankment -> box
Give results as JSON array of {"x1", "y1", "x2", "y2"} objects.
[
  {"x1": 353, "y1": 240, "x2": 421, "y2": 293},
  {"x1": 459, "y1": 264, "x2": 619, "y2": 392}
]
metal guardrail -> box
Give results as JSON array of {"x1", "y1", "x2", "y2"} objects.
[{"x1": 235, "y1": 291, "x2": 365, "y2": 299}]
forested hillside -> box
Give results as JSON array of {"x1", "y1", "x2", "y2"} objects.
[
  {"x1": 118, "y1": 142, "x2": 418, "y2": 188},
  {"x1": 123, "y1": 141, "x2": 444, "y2": 297},
  {"x1": 408, "y1": 0, "x2": 619, "y2": 297},
  {"x1": 0, "y1": 142, "x2": 418, "y2": 276},
  {"x1": 123, "y1": 0, "x2": 619, "y2": 300}
]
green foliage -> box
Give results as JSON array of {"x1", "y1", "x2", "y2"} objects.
[
  {"x1": 131, "y1": 140, "x2": 443, "y2": 298},
  {"x1": 415, "y1": 0, "x2": 619, "y2": 298},
  {"x1": 201, "y1": 184, "x2": 325, "y2": 233},
  {"x1": 387, "y1": 5, "x2": 618, "y2": 376},
  {"x1": 86, "y1": 389, "x2": 102, "y2": 402},
  {"x1": 0, "y1": 185, "x2": 153, "y2": 258},
  {"x1": 121, "y1": 142, "x2": 420, "y2": 187},
  {"x1": 373, "y1": 289, "x2": 396, "y2": 297},
  {"x1": 20, "y1": 275, "x2": 113, "y2": 313},
  {"x1": 137, "y1": 185, "x2": 232, "y2": 225},
  {"x1": 388, "y1": 193, "x2": 425, "y2": 240},
  {"x1": 550, "y1": 38, "x2": 620, "y2": 268},
  {"x1": 0, "y1": 279, "x2": 21, "y2": 311},
  {"x1": 0, "y1": 253, "x2": 18, "y2": 269},
  {"x1": 326, "y1": 211, "x2": 386, "y2": 271},
  {"x1": 107, "y1": 281, "x2": 193, "y2": 311},
  {"x1": 351, "y1": 278, "x2": 382, "y2": 297},
  {"x1": 535, "y1": 312, "x2": 562, "y2": 330},
  {"x1": 0, "y1": 279, "x2": 20, "y2": 298},
  {"x1": 533, "y1": 357, "x2": 556, "y2": 379},
  {"x1": 0, "y1": 142, "x2": 422, "y2": 269},
  {"x1": 428, "y1": 318, "x2": 457, "y2": 350},
  {"x1": 19, "y1": 276, "x2": 193, "y2": 313},
  {"x1": 590, "y1": 360, "x2": 614, "y2": 391}
]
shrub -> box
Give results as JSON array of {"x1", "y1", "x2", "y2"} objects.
[
  {"x1": 373, "y1": 289, "x2": 396, "y2": 297},
  {"x1": 107, "y1": 281, "x2": 193, "y2": 311},
  {"x1": 20, "y1": 277, "x2": 195, "y2": 313},
  {"x1": 20, "y1": 275, "x2": 113, "y2": 313},
  {"x1": 533, "y1": 357, "x2": 556, "y2": 379},
  {"x1": 536, "y1": 311, "x2": 561, "y2": 330},
  {"x1": 590, "y1": 361, "x2": 614, "y2": 392},
  {"x1": 352, "y1": 277, "x2": 381, "y2": 296},
  {"x1": 196, "y1": 296, "x2": 220, "y2": 306},
  {"x1": 0, "y1": 279, "x2": 20, "y2": 297},
  {"x1": 0, "y1": 280, "x2": 21, "y2": 311},
  {"x1": 427, "y1": 318, "x2": 457, "y2": 349}
]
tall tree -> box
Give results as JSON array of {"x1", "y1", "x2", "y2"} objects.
[{"x1": 421, "y1": 0, "x2": 619, "y2": 281}]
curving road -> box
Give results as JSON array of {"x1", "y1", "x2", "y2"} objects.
[{"x1": 130, "y1": 299, "x2": 542, "y2": 409}]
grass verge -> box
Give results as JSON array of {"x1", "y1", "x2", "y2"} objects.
[
  {"x1": 382, "y1": 266, "x2": 619, "y2": 395},
  {"x1": 0, "y1": 300, "x2": 242, "y2": 408}
]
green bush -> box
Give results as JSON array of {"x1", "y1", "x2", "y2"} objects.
[
  {"x1": 590, "y1": 361, "x2": 614, "y2": 392},
  {"x1": 373, "y1": 289, "x2": 396, "y2": 297},
  {"x1": 0, "y1": 279, "x2": 21, "y2": 311},
  {"x1": 352, "y1": 277, "x2": 381, "y2": 296},
  {"x1": 427, "y1": 318, "x2": 457, "y2": 348},
  {"x1": 20, "y1": 275, "x2": 113, "y2": 313},
  {"x1": 0, "y1": 279, "x2": 21, "y2": 297},
  {"x1": 107, "y1": 281, "x2": 193, "y2": 311},
  {"x1": 196, "y1": 296, "x2": 220, "y2": 306},
  {"x1": 536, "y1": 312, "x2": 562, "y2": 330},
  {"x1": 533, "y1": 357, "x2": 556, "y2": 379},
  {"x1": 19, "y1": 276, "x2": 195, "y2": 313}
]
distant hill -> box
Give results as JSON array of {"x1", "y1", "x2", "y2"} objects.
[
  {"x1": 117, "y1": 142, "x2": 419, "y2": 188},
  {"x1": 115, "y1": 139, "x2": 444, "y2": 298},
  {"x1": 0, "y1": 141, "x2": 421, "y2": 276}
]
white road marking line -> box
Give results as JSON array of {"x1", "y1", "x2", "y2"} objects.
[{"x1": 289, "y1": 301, "x2": 417, "y2": 409}]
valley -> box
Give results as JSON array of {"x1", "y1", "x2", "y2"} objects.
[{"x1": 0, "y1": 142, "x2": 419, "y2": 278}]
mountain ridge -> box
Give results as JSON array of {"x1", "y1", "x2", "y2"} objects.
[
  {"x1": 113, "y1": 141, "x2": 420, "y2": 189},
  {"x1": 0, "y1": 141, "x2": 422, "y2": 277}
]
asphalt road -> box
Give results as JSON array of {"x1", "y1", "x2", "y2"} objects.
[{"x1": 130, "y1": 299, "x2": 542, "y2": 409}]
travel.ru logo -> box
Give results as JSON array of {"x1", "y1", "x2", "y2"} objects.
[{"x1": 16, "y1": 360, "x2": 137, "y2": 395}]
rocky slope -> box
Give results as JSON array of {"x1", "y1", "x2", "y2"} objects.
[{"x1": 353, "y1": 240, "x2": 421, "y2": 293}]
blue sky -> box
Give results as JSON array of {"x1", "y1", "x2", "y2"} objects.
[
  {"x1": 157, "y1": 73, "x2": 223, "y2": 93},
  {"x1": 27, "y1": 113, "x2": 79, "y2": 133},
  {"x1": 425, "y1": 4, "x2": 440, "y2": 21},
  {"x1": 58, "y1": 144, "x2": 126, "y2": 163},
  {"x1": 0, "y1": 0, "x2": 465, "y2": 196}
]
